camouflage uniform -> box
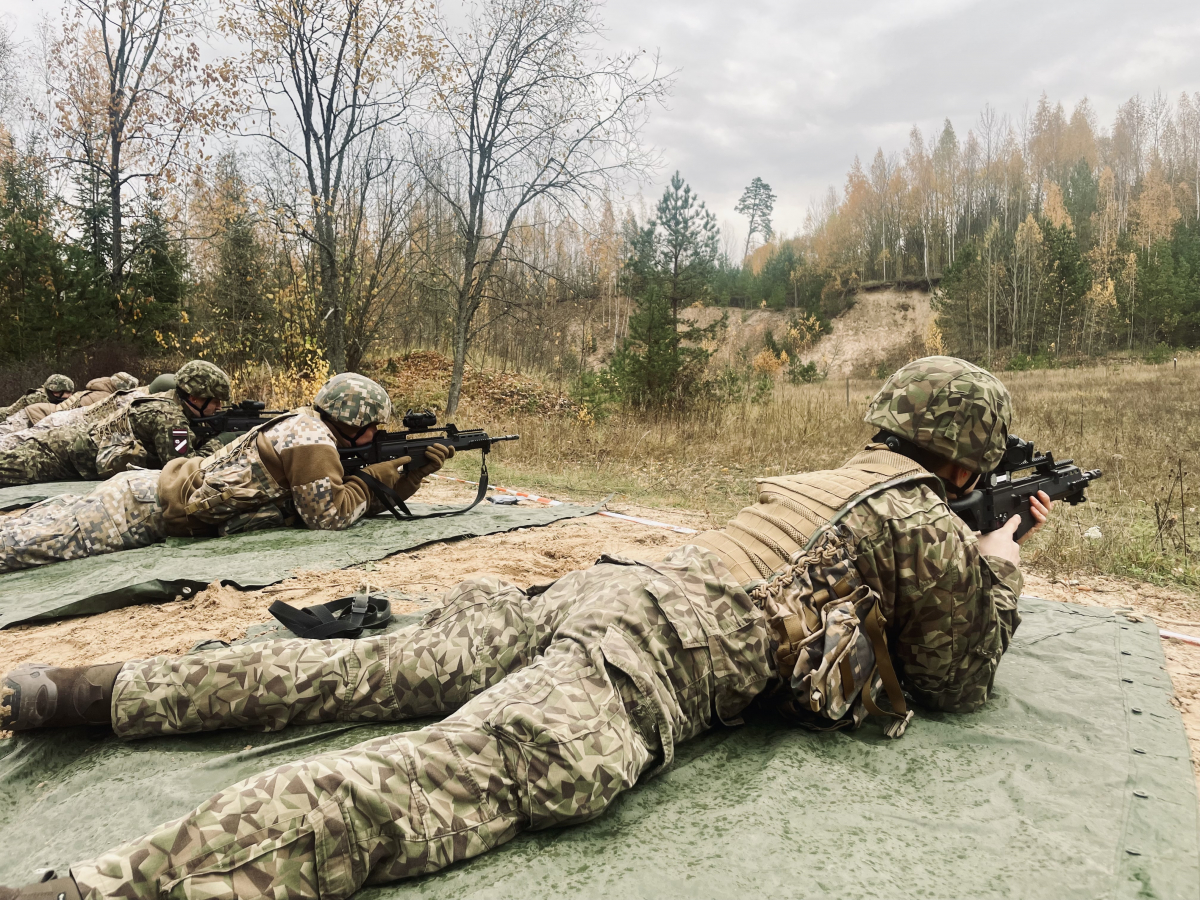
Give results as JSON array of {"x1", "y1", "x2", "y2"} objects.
[
  {"x1": 0, "y1": 469, "x2": 165, "y2": 570},
  {"x1": 72, "y1": 546, "x2": 771, "y2": 899},
  {"x1": 0, "y1": 392, "x2": 220, "y2": 487},
  {"x1": 0, "y1": 409, "x2": 378, "y2": 572},
  {"x1": 0, "y1": 374, "x2": 74, "y2": 420},
  {"x1": 0, "y1": 374, "x2": 140, "y2": 436},
  {"x1": 62, "y1": 477, "x2": 1020, "y2": 898},
  {"x1": 14, "y1": 357, "x2": 1023, "y2": 898}
]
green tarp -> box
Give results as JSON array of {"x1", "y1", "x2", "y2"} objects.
[
  {"x1": 0, "y1": 598, "x2": 1195, "y2": 898},
  {"x1": 0, "y1": 491, "x2": 602, "y2": 628},
  {"x1": 0, "y1": 481, "x2": 83, "y2": 512}
]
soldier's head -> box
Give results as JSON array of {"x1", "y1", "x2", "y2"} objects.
[
  {"x1": 110, "y1": 372, "x2": 139, "y2": 392},
  {"x1": 312, "y1": 373, "x2": 393, "y2": 447},
  {"x1": 43, "y1": 374, "x2": 74, "y2": 403},
  {"x1": 864, "y1": 356, "x2": 1012, "y2": 494},
  {"x1": 147, "y1": 373, "x2": 176, "y2": 394},
  {"x1": 174, "y1": 360, "x2": 232, "y2": 419}
]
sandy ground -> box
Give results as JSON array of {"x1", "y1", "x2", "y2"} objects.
[{"x1": 3, "y1": 481, "x2": 1200, "y2": 791}]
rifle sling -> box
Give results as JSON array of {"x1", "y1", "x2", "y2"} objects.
[
  {"x1": 268, "y1": 593, "x2": 392, "y2": 640},
  {"x1": 355, "y1": 456, "x2": 492, "y2": 520}
]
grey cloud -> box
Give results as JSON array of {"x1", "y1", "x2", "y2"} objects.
[{"x1": 603, "y1": 0, "x2": 1200, "y2": 237}]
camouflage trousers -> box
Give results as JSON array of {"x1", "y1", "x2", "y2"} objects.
[
  {"x1": 0, "y1": 469, "x2": 166, "y2": 573},
  {"x1": 0, "y1": 436, "x2": 78, "y2": 486},
  {"x1": 70, "y1": 547, "x2": 773, "y2": 900}
]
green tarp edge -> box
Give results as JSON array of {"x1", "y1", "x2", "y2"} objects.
[
  {"x1": 0, "y1": 491, "x2": 602, "y2": 628},
  {"x1": 0, "y1": 481, "x2": 82, "y2": 512},
  {"x1": 0, "y1": 598, "x2": 1196, "y2": 899}
]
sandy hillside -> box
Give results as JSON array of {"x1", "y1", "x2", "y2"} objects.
[
  {"x1": 804, "y1": 288, "x2": 933, "y2": 378},
  {"x1": 677, "y1": 287, "x2": 933, "y2": 380}
]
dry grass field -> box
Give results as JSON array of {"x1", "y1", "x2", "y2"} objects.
[
  {"x1": 234, "y1": 349, "x2": 1200, "y2": 588},
  {"x1": 434, "y1": 354, "x2": 1198, "y2": 590}
]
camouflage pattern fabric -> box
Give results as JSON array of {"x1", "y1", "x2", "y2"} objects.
[
  {"x1": 0, "y1": 392, "x2": 217, "y2": 486},
  {"x1": 71, "y1": 545, "x2": 771, "y2": 898},
  {"x1": 174, "y1": 361, "x2": 231, "y2": 402},
  {"x1": 839, "y1": 479, "x2": 1022, "y2": 713},
  {"x1": 0, "y1": 408, "x2": 34, "y2": 435},
  {"x1": 0, "y1": 391, "x2": 139, "y2": 456},
  {"x1": 110, "y1": 372, "x2": 139, "y2": 391},
  {"x1": 0, "y1": 469, "x2": 165, "y2": 573},
  {"x1": 313, "y1": 373, "x2": 393, "y2": 427},
  {"x1": 180, "y1": 410, "x2": 367, "y2": 535},
  {"x1": 864, "y1": 355, "x2": 1012, "y2": 473},
  {"x1": 88, "y1": 394, "x2": 222, "y2": 479},
  {"x1": 43, "y1": 374, "x2": 74, "y2": 394},
  {"x1": 0, "y1": 388, "x2": 47, "y2": 420}
]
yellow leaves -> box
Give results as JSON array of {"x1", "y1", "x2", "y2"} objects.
[
  {"x1": 1042, "y1": 182, "x2": 1073, "y2": 231},
  {"x1": 924, "y1": 321, "x2": 947, "y2": 356},
  {"x1": 751, "y1": 348, "x2": 783, "y2": 377},
  {"x1": 1133, "y1": 165, "x2": 1181, "y2": 253}
]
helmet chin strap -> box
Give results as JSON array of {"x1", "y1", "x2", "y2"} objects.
[
  {"x1": 315, "y1": 405, "x2": 373, "y2": 445},
  {"x1": 176, "y1": 388, "x2": 208, "y2": 418},
  {"x1": 873, "y1": 429, "x2": 982, "y2": 499}
]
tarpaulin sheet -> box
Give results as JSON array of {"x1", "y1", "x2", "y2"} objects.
[
  {"x1": 0, "y1": 598, "x2": 1195, "y2": 899},
  {"x1": 0, "y1": 498, "x2": 602, "y2": 628},
  {"x1": 0, "y1": 481, "x2": 83, "y2": 512}
]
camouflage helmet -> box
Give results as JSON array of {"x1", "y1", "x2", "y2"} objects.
[
  {"x1": 110, "y1": 372, "x2": 138, "y2": 391},
  {"x1": 864, "y1": 356, "x2": 1012, "y2": 473},
  {"x1": 43, "y1": 374, "x2": 74, "y2": 393},
  {"x1": 313, "y1": 373, "x2": 392, "y2": 428},
  {"x1": 174, "y1": 360, "x2": 231, "y2": 402},
  {"x1": 147, "y1": 373, "x2": 176, "y2": 394}
]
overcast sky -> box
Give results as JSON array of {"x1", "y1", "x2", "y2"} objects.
[
  {"x1": 600, "y1": 0, "x2": 1200, "y2": 240},
  {"x1": 5, "y1": 0, "x2": 1200, "y2": 242}
]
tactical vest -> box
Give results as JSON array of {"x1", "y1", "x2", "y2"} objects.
[
  {"x1": 178, "y1": 412, "x2": 301, "y2": 535},
  {"x1": 86, "y1": 391, "x2": 158, "y2": 477},
  {"x1": 691, "y1": 446, "x2": 936, "y2": 585},
  {"x1": 693, "y1": 447, "x2": 942, "y2": 738}
]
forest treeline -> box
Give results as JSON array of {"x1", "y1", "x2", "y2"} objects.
[
  {"x1": 759, "y1": 92, "x2": 1200, "y2": 367},
  {"x1": 2, "y1": 0, "x2": 1197, "y2": 417}
]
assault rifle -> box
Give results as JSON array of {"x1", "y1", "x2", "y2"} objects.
[
  {"x1": 949, "y1": 435, "x2": 1102, "y2": 540},
  {"x1": 191, "y1": 400, "x2": 290, "y2": 445},
  {"x1": 339, "y1": 409, "x2": 519, "y2": 519}
]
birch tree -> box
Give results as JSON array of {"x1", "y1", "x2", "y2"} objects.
[{"x1": 413, "y1": 0, "x2": 669, "y2": 418}]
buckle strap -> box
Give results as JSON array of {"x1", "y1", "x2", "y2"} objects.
[{"x1": 268, "y1": 593, "x2": 393, "y2": 640}]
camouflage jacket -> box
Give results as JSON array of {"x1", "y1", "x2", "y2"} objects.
[
  {"x1": 836, "y1": 480, "x2": 1023, "y2": 714},
  {"x1": 157, "y1": 408, "x2": 373, "y2": 537},
  {"x1": 75, "y1": 392, "x2": 221, "y2": 478},
  {"x1": 0, "y1": 388, "x2": 48, "y2": 420}
]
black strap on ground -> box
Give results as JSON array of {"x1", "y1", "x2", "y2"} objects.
[
  {"x1": 268, "y1": 593, "x2": 393, "y2": 640},
  {"x1": 356, "y1": 457, "x2": 492, "y2": 521}
]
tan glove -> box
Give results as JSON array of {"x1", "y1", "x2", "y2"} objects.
[
  {"x1": 414, "y1": 443, "x2": 454, "y2": 478},
  {"x1": 358, "y1": 456, "x2": 412, "y2": 492}
]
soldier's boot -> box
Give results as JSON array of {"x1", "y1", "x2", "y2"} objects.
[
  {"x1": 0, "y1": 662, "x2": 123, "y2": 731},
  {"x1": 0, "y1": 874, "x2": 83, "y2": 900}
]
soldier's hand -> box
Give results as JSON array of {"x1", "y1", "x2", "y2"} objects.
[
  {"x1": 415, "y1": 443, "x2": 454, "y2": 478},
  {"x1": 1017, "y1": 490, "x2": 1054, "y2": 544},
  {"x1": 360, "y1": 457, "x2": 412, "y2": 491},
  {"x1": 977, "y1": 513, "x2": 1022, "y2": 566}
]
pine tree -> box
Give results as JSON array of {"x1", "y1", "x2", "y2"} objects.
[
  {"x1": 735, "y1": 176, "x2": 776, "y2": 259},
  {"x1": 610, "y1": 174, "x2": 723, "y2": 406}
]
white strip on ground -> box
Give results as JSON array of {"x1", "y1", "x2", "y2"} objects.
[
  {"x1": 1160, "y1": 629, "x2": 1200, "y2": 647},
  {"x1": 597, "y1": 510, "x2": 699, "y2": 535},
  {"x1": 429, "y1": 473, "x2": 561, "y2": 506}
]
